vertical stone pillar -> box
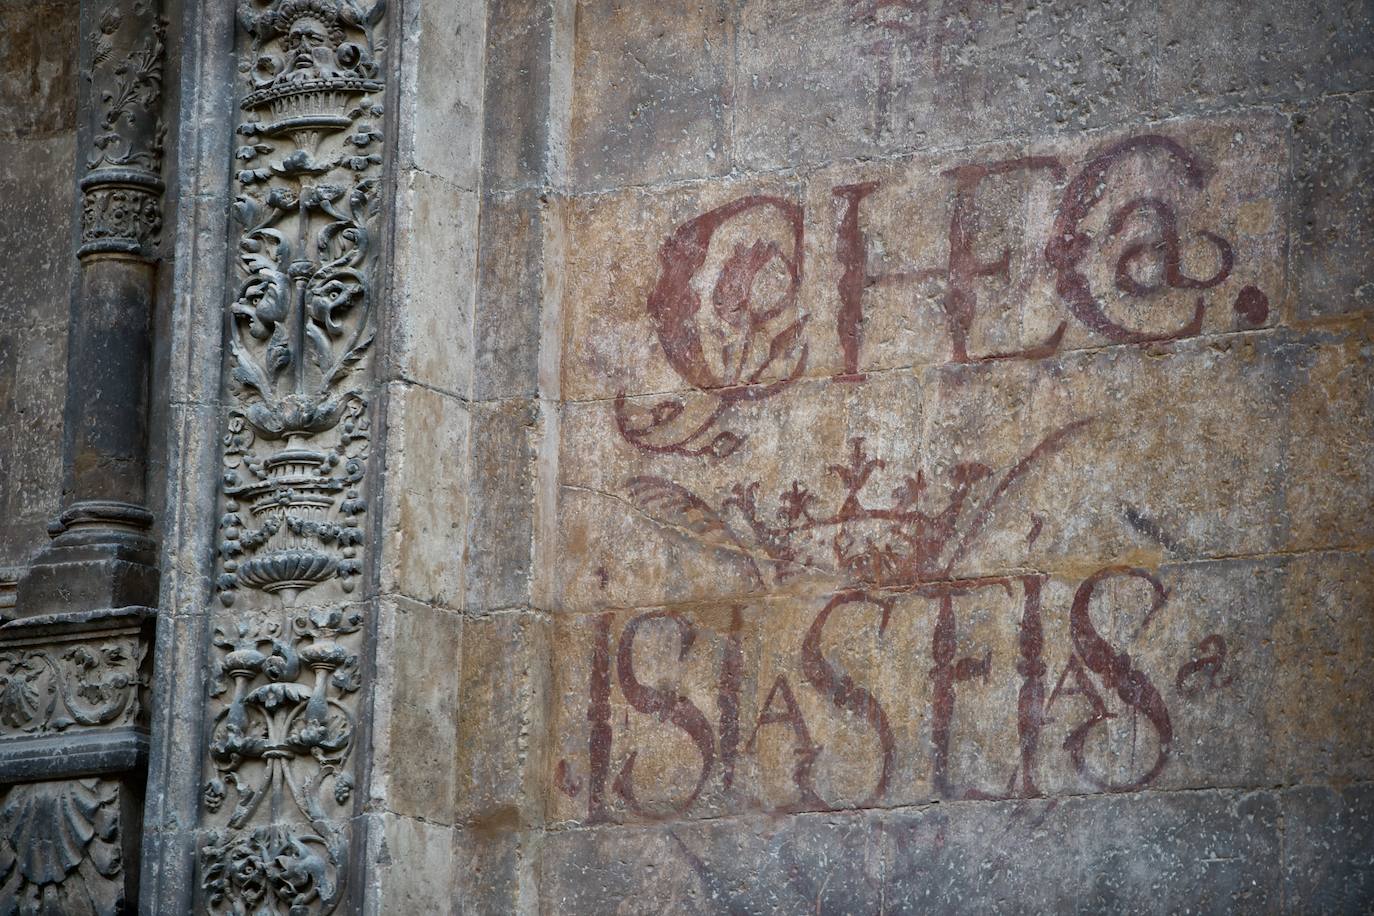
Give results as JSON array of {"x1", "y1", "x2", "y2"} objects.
[
  {"x1": 16, "y1": 0, "x2": 166, "y2": 618},
  {"x1": 1, "y1": 0, "x2": 166, "y2": 912},
  {"x1": 192, "y1": 2, "x2": 390, "y2": 911}
]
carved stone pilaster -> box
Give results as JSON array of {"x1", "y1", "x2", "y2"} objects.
[{"x1": 196, "y1": 2, "x2": 387, "y2": 912}]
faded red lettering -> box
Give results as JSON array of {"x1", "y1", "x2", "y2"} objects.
[
  {"x1": 746, "y1": 674, "x2": 825, "y2": 809},
  {"x1": 1067, "y1": 566, "x2": 1173, "y2": 791},
  {"x1": 942, "y1": 157, "x2": 1067, "y2": 362},
  {"x1": 1047, "y1": 135, "x2": 1232, "y2": 344},
  {"x1": 614, "y1": 611, "x2": 716, "y2": 817},
  {"x1": 800, "y1": 590, "x2": 895, "y2": 805},
  {"x1": 929, "y1": 589, "x2": 994, "y2": 798},
  {"x1": 587, "y1": 613, "x2": 614, "y2": 823}
]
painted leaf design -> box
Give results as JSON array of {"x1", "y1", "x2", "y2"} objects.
[{"x1": 626, "y1": 476, "x2": 763, "y2": 583}]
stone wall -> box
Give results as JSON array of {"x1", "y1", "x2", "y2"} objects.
[
  {"x1": 471, "y1": 0, "x2": 1373, "y2": 911},
  {"x1": 0, "y1": 0, "x2": 1370, "y2": 913},
  {"x1": 0, "y1": 0, "x2": 77, "y2": 568}
]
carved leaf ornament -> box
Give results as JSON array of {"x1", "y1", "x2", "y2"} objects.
[{"x1": 202, "y1": 0, "x2": 385, "y2": 912}]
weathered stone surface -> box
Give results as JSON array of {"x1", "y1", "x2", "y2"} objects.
[
  {"x1": 363, "y1": 813, "x2": 459, "y2": 915},
  {"x1": 737, "y1": 0, "x2": 1159, "y2": 170},
  {"x1": 542, "y1": 552, "x2": 1368, "y2": 828},
  {"x1": 560, "y1": 114, "x2": 1285, "y2": 404},
  {"x1": 541, "y1": 789, "x2": 1282, "y2": 914},
  {"x1": 1290, "y1": 95, "x2": 1374, "y2": 318},
  {"x1": 1266, "y1": 550, "x2": 1374, "y2": 784},
  {"x1": 373, "y1": 596, "x2": 464, "y2": 825},
  {"x1": 380, "y1": 382, "x2": 471, "y2": 610},
  {"x1": 548, "y1": 322, "x2": 1370, "y2": 615},
  {"x1": 390, "y1": 172, "x2": 479, "y2": 398},
  {"x1": 480, "y1": 0, "x2": 560, "y2": 190},
  {"x1": 465, "y1": 399, "x2": 539, "y2": 611},
  {"x1": 452, "y1": 826, "x2": 540, "y2": 915},
  {"x1": 401, "y1": 0, "x2": 486, "y2": 191},
  {"x1": 1156, "y1": 0, "x2": 1374, "y2": 111},
  {"x1": 568, "y1": 0, "x2": 734, "y2": 190},
  {"x1": 1281, "y1": 783, "x2": 1374, "y2": 911},
  {"x1": 0, "y1": 132, "x2": 72, "y2": 567},
  {"x1": 1281, "y1": 326, "x2": 1374, "y2": 550},
  {"x1": 456, "y1": 610, "x2": 550, "y2": 825},
  {"x1": 0, "y1": 0, "x2": 77, "y2": 138},
  {"x1": 4, "y1": 0, "x2": 1370, "y2": 912},
  {"x1": 473, "y1": 192, "x2": 547, "y2": 402}
]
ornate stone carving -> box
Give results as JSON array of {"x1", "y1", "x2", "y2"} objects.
[
  {"x1": 0, "y1": 779, "x2": 126, "y2": 915},
  {"x1": 79, "y1": 0, "x2": 167, "y2": 259},
  {"x1": 0, "y1": 634, "x2": 146, "y2": 738},
  {"x1": 200, "y1": 1, "x2": 386, "y2": 912},
  {"x1": 80, "y1": 184, "x2": 163, "y2": 254}
]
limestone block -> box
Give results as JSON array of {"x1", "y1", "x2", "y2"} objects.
[
  {"x1": 362, "y1": 813, "x2": 458, "y2": 916},
  {"x1": 452, "y1": 827, "x2": 539, "y2": 915},
  {"x1": 1156, "y1": 0, "x2": 1374, "y2": 111},
  {"x1": 0, "y1": 0, "x2": 76, "y2": 138},
  {"x1": 1281, "y1": 327, "x2": 1374, "y2": 550},
  {"x1": 1281, "y1": 783, "x2": 1374, "y2": 910},
  {"x1": 568, "y1": 0, "x2": 734, "y2": 190},
  {"x1": 371, "y1": 596, "x2": 464, "y2": 824},
  {"x1": 559, "y1": 114, "x2": 1285, "y2": 404},
  {"x1": 403, "y1": 0, "x2": 485, "y2": 190},
  {"x1": 389, "y1": 172, "x2": 479, "y2": 398},
  {"x1": 1265, "y1": 550, "x2": 1374, "y2": 784},
  {"x1": 0, "y1": 131, "x2": 73, "y2": 566},
  {"x1": 538, "y1": 790, "x2": 1280, "y2": 913},
  {"x1": 1290, "y1": 95, "x2": 1374, "y2": 318},
  {"x1": 379, "y1": 382, "x2": 470, "y2": 610},
  {"x1": 465, "y1": 399, "x2": 539, "y2": 611},
  {"x1": 735, "y1": 0, "x2": 1156, "y2": 170},
  {"x1": 480, "y1": 0, "x2": 559, "y2": 190},
  {"x1": 543, "y1": 552, "x2": 1362, "y2": 828},
  {"x1": 455, "y1": 610, "x2": 550, "y2": 826},
  {"x1": 474, "y1": 191, "x2": 547, "y2": 402}
]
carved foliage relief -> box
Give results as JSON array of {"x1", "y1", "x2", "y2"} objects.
[
  {"x1": 80, "y1": 0, "x2": 167, "y2": 258},
  {"x1": 0, "y1": 634, "x2": 146, "y2": 739},
  {"x1": 201, "y1": 1, "x2": 386, "y2": 913}
]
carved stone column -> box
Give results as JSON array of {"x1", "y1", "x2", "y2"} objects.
[
  {"x1": 1, "y1": 0, "x2": 167, "y2": 913},
  {"x1": 194, "y1": 2, "x2": 387, "y2": 912},
  {"x1": 16, "y1": 0, "x2": 167, "y2": 619}
]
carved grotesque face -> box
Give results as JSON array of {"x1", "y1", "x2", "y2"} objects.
[{"x1": 287, "y1": 15, "x2": 330, "y2": 61}]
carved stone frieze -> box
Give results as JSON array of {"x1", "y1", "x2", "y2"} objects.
[
  {"x1": 0, "y1": 633, "x2": 146, "y2": 739},
  {"x1": 0, "y1": 779, "x2": 126, "y2": 915},
  {"x1": 200, "y1": 0, "x2": 387, "y2": 912},
  {"x1": 0, "y1": 607, "x2": 155, "y2": 784}
]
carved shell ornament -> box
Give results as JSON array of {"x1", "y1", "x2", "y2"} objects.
[{"x1": 0, "y1": 780, "x2": 124, "y2": 915}]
